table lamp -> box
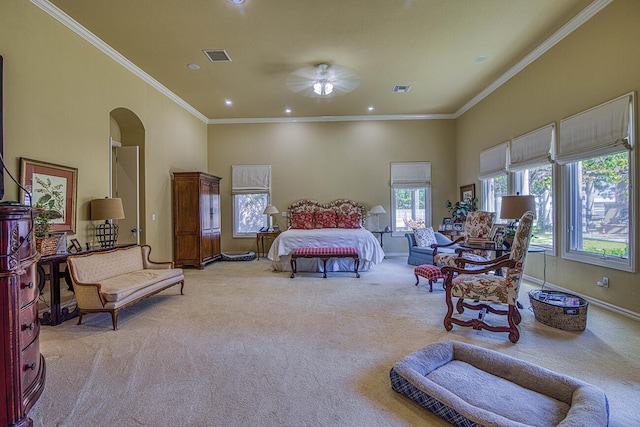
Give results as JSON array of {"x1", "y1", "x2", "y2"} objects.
[
  {"x1": 91, "y1": 197, "x2": 125, "y2": 248},
  {"x1": 263, "y1": 205, "x2": 279, "y2": 231},
  {"x1": 500, "y1": 194, "x2": 535, "y2": 237},
  {"x1": 369, "y1": 205, "x2": 386, "y2": 231}
]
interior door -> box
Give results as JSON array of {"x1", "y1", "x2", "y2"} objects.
[{"x1": 114, "y1": 146, "x2": 140, "y2": 245}]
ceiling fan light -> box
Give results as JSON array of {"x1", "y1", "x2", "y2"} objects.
[
  {"x1": 313, "y1": 81, "x2": 333, "y2": 96},
  {"x1": 325, "y1": 83, "x2": 333, "y2": 95}
]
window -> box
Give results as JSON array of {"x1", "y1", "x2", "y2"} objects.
[
  {"x1": 559, "y1": 93, "x2": 635, "y2": 272},
  {"x1": 390, "y1": 162, "x2": 431, "y2": 234},
  {"x1": 511, "y1": 124, "x2": 556, "y2": 249},
  {"x1": 478, "y1": 141, "x2": 509, "y2": 213},
  {"x1": 232, "y1": 165, "x2": 271, "y2": 238},
  {"x1": 481, "y1": 174, "x2": 508, "y2": 214},
  {"x1": 515, "y1": 165, "x2": 554, "y2": 248}
]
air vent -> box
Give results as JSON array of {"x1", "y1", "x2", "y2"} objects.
[
  {"x1": 392, "y1": 85, "x2": 412, "y2": 93},
  {"x1": 203, "y1": 49, "x2": 232, "y2": 62}
]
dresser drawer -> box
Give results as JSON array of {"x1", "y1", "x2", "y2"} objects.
[
  {"x1": 18, "y1": 265, "x2": 38, "y2": 308},
  {"x1": 21, "y1": 339, "x2": 41, "y2": 395},
  {"x1": 19, "y1": 301, "x2": 39, "y2": 348}
]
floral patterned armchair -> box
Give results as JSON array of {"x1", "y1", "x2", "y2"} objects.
[
  {"x1": 434, "y1": 211, "x2": 496, "y2": 267},
  {"x1": 440, "y1": 211, "x2": 534, "y2": 343}
]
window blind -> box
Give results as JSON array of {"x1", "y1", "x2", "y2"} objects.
[
  {"x1": 478, "y1": 141, "x2": 509, "y2": 180},
  {"x1": 557, "y1": 92, "x2": 634, "y2": 164},
  {"x1": 390, "y1": 162, "x2": 431, "y2": 187},
  {"x1": 231, "y1": 165, "x2": 271, "y2": 194},
  {"x1": 509, "y1": 124, "x2": 555, "y2": 172}
]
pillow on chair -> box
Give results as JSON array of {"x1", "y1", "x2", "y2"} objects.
[{"x1": 414, "y1": 227, "x2": 437, "y2": 248}]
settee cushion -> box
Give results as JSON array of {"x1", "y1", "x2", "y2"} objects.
[{"x1": 100, "y1": 268, "x2": 184, "y2": 302}]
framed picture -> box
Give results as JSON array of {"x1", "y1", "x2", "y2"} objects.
[
  {"x1": 19, "y1": 158, "x2": 78, "y2": 234},
  {"x1": 460, "y1": 184, "x2": 475, "y2": 202},
  {"x1": 443, "y1": 217, "x2": 453, "y2": 231},
  {"x1": 453, "y1": 222, "x2": 464, "y2": 232},
  {"x1": 489, "y1": 224, "x2": 507, "y2": 240}
]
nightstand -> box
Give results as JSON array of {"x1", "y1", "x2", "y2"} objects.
[{"x1": 256, "y1": 231, "x2": 281, "y2": 259}]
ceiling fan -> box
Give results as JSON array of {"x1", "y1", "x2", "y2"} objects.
[{"x1": 286, "y1": 63, "x2": 360, "y2": 98}]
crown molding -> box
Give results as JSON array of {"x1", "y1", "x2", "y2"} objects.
[
  {"x1": 208, "y1": 114, "x2": 455, "y2": 125},
  {"x1": 31, "y1": 0, "x2": 611, "y2": 125},
  {"x1": 30, "y1": 0, "x2": 209, "y2": 124},
  {"x1": 455, "y1": 0, "x2": 613, "y2": 118}
]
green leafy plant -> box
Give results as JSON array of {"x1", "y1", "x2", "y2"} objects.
[
  {"x1": 445, "y1": 198, "x2": 478, "y2": 221},
  {"x1": 34, "y1": 209, "x2": 62, "y2": 238}
]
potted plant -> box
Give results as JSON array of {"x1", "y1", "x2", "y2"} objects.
[
  {"x1": 445, "y1": 197, "x2": 478, "y2": 222},
  {"x1": 34, "y1": 209, "x2": 62, "y2": 256}
]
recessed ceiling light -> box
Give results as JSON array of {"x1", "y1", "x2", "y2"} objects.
[
  {"x1": 229, "y1": 0, "x2": 244, "y2": 4},
  {"x1": 368, "y1": 106, "x2": 375, "y2": 112},
  {"x1": 225, "y1": 99, "x2": 233, "y2": 106},
  {"x1": 187, "y1": 63, "x2": 200, "y2": 70},
  {"x1": 475, "y1": 55, "x2": 488, "y2": 62},
  {"x1": 284, "y1": 108, "x2": 292, "y2": 114}
]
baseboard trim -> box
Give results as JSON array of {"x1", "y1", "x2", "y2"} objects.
[{"x1": 523, "y1": 274, "x2": 640, "y2": 322}]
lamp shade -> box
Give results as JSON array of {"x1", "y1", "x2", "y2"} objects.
[
  {"x1": 369, "y1": 205, "x2": 386, "y2": 215},
  {"x1": 91, "y1": 198, "x2": 125, "y2": 221},
  {"x1": 500, "y1": 195, "x2": 535, "y2": 220},
  {"x1": 263, "y1": 205, "x2": 279, "y2": 215}
]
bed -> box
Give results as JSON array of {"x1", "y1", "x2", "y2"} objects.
[{"x1": 267, "y1": 199, "x2": 385, "y2": 273}]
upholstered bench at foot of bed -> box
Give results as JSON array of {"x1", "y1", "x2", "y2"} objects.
[
  {"x1": 290, "y1": 247, "x2": 360, "y2": 278},
  {"x1": 414, "y1": 264, "x2": 447, "y2": 292}
]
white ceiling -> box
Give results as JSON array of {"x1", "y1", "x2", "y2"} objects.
[{"x1": 39, "y1": 0, "x2": 607, "y2": 123}]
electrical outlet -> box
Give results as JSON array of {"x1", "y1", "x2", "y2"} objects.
[{"x1": 597, "y1": 277, "x2": 609, "y2": 288}]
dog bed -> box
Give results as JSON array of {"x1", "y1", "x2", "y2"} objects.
[
  {"x1": 390, "y1": 340, "x2": 608, "y2": 427},
  {"x1": 220, "y1": 251, "x2": 256, "y2": 261}
]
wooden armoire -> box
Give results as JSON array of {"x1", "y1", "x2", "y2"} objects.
[
  {"x1": 0, "y1": 205, "x2": 46, "y2": 427},
  {"x1": 172, "y1": 172, "x2": 221, "y2": 269}
]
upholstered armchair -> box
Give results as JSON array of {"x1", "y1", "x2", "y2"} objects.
[
  {"x1": 440, "y1": 211, "x2": 534, "y2": 343},
  {"x1": 405, "y1": 228, "x2": 460, "y2": 266},
  {"x1": 434, "y1": 210, "x2": 496, "y2": 267}
]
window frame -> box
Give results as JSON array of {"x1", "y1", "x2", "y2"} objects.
[
  {"x1": 513, "y1": 164, "x2": 556, "y2": 255},
  {"x1": 391, "y1": 185, "x2": 432, "y2": 236},
  {"x1": 560, "y1": 151, "x2": 635, "y2": 272},
  {"x1": 232, "y1": 193, "x2": 270, "y2": 239}
]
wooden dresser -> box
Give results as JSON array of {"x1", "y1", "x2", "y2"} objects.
[
  {"x1": 172, "y1": 172, "x2": 221, "y2": 269},
  {"x1": 0, "y1": 205, "x2": 46, "y2": 427}
]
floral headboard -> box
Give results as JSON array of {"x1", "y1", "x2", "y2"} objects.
[{"x1": 287, "y1": 199, "x2": 367, "y2": 229}]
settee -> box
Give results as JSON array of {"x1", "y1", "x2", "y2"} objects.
[
  {"x1": 67, "y1": 245, "x2": 185, "y2": 330},
  {"x1": 405, "y1": 232, "x2": 459, "y2": 266}
]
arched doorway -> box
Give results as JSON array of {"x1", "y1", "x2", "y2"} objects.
[{"x1": 109, "y1": 108, "x2": 146, "y2": 245}]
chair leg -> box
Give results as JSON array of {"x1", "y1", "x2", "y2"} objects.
[
  {"x1": 414, "y1": 274, "x2": 419, "y2": 286},
  {"x1": 428, "y1": 280, "x2": 434, "y2": 292}
]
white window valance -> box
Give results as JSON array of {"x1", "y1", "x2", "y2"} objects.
[
  {"x1": 509, "y1": 123, "x2": 555, "y2": 172},
  {"x1": 557, "y1": 92, "x2": 634, "y2": 164},
  {"x1": 390, "y1": 162, "x2": 431, "y2": 187},
  {"x1": 478, "y1": 141, "x2": 509, "y2": 180},
  {"x1": 231, "y1": 165, "x2": 271, "y2": 194}
]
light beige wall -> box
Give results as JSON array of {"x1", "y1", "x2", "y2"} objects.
[
  {"x1": 1, "y1": 0, "x2": 208, "y2": 260},
  {"x1": 456, "y1": 0, "x2": 640, "y2": 312},
  {"x1": 208, "y1": 120, "x2": 457, "y2": 254}
]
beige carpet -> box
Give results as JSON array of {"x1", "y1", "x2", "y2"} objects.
[{"x1": 30, "y1": 257, "x2": 639, "y2": 426}]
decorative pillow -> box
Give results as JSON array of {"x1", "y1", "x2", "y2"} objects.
[
  {"x1": 337, "y1": 212, "x2": 361, "y2": 229},
  {"x1": 290, "y1": 212, "x2": 314, "y2": 229},
  {"x1": 314, "y1": 210, "x2": 337, "y2": 229},
  {"x1": 414, "y1": 227, "x2": 437, "y2": 248}
]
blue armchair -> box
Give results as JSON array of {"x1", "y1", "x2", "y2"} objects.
[{"x1": 405, "y1": 232, "x2": 460, "y2": 266}]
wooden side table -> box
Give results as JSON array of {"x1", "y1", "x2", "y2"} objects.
[
  {"x1": 370, "y1": 230, "x2": 390, "y2": 249},
  {"x1": 256, "y1": 231, "x2": 280, "y2": 259}
]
